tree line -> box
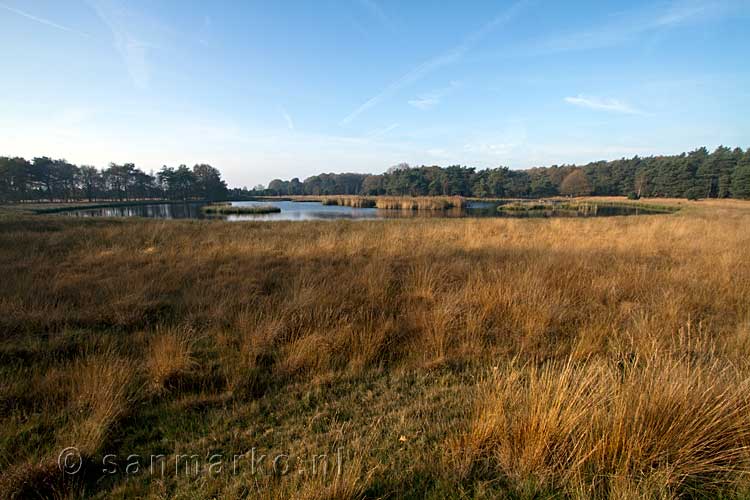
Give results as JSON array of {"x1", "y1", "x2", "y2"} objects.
[
  {"x1": 0, "y1": 157, "x2": 228, "y2": 202},
  {"x1": 259, "y1": 146, "x2": 750, "y2": 200},
  {"x1": 3, "y1": 146, "x2": 749, "y2": 204}
]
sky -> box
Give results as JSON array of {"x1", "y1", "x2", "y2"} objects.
[{"x1": 0, "y1": 0, "x2": 749, "y2": 188}]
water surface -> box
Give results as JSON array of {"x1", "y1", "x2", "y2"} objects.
[{"x1": 62, "y1": 200, "x2": 667, "y2": 220}]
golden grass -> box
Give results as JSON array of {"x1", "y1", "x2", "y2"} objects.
[
  {"x1": 146, "y1": 326, "x2": 196, "y2": 393},
  {"x1": 374, "y1": 196, "x2": 465, "y2": 210},
  {"x1": 454, "y1": 353, "x2": 750, "y2": 498},
  {"x1": 1, "y1": 198, "x2": 750, "y2": 497},
  {"x1": 66, "y1": 350, "x2": 138, "y2": 453},
  {"x1": 1, "y1": 348, "x2": 138, "y2": 499},
  {"x1": 321, "y1": 196, "x2": 376, "y2": 208}
]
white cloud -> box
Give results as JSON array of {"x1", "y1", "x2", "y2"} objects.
[
  {"x1": 462, "y1": 124, "x2": 529, "y2": 161},
  {"x1": 408, "y1": 97, "x2": 440, "y2": 110},
  {"x1": 464, "y1": 142, "x2": 516, "y2": 156},
  {"x1": 197, "y1": 15, "x2": 212, "y2": 46},
  {"x1": 408, "y1": 81, "x2": 460, "y2": 110},
  {"x1": 564, "y1": 95, "x2": 644, "y2": 115},
  {"x1": 281, "y1": 108, "x2": 295, "y2": 131}
]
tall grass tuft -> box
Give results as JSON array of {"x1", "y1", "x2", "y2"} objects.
[
  {"x1": 454, "y1": 353, "x2": 750, "y2": 498},
  {"x1": 146, "y1": 326, "x2": 196, "y2": 393},
  {"x1": 65, "y1": 350, "x2": 139, "y2": 454},
  {"x1": 1, "y1": 349, "x2": 138, "y2": 499}
]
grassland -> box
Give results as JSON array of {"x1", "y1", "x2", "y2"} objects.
[{"x1": 1, "y1": 198, "x2": 750, "y2": 498}]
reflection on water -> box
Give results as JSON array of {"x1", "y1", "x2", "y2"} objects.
[
  {"x1": 62, "y1": 200, "x2": 666, "y2": 221},
  {"x1": 66, "y1": 202, "x2": 207, "y2": 219},
  {"x1": 227, "y1": 201, "x2": 378, "y2": 221}
]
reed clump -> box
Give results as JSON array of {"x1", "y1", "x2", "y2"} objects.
[
  {"x1": 321, "y1": 196, "x2": 376, "y2": 208},
  {"x1": 375, "y1": 196, "x2": 465, "y2": 210},
  {"x1": 498, "y1": 201, "x2": 554, "y2": 211},
  {"x1": 202, "y1": 203, "x2": 281, "y2": 214}
]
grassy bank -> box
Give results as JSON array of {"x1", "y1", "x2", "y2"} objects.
[{"x1": 1, "y1": 200, "x2": 750, "y2": 498}]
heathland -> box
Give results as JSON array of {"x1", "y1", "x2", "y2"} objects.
[{"x1": 1, "y1": 198, "x2": 750, "y2": 498}]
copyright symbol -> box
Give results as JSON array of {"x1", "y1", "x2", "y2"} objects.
[{"x1": 58, "y1": 446, "x2": 83, "y2": 475}]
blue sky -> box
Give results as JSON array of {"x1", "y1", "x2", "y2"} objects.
[{"x1": 0, "y1": 0, "x2": 748, "y2": 187}]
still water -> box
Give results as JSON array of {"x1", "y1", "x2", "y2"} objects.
[{"x1": 63, "y1": 200, "x2": 665, "y2": 221}]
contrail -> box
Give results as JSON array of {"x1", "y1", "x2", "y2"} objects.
[
  {"x1": 0, "y1": 2, "x2": 91, "y2": 37},
  {"x1": 339, "y1": 0, "x2": 528, "y2": 126}
]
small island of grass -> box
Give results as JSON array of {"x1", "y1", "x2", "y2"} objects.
[
  {"x1": 201, "y1": 204, "x2": 281, "y2": 215},
  {"x1": 498, "y1": 202, "x2": 555, "y2": 211},
  {"x1": 497, "y1": 200, "x2": 679, "y2": 214}
]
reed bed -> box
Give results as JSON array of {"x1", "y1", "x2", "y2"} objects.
[
  {"x1": 498, "y1": 201, "x2": 555, "y2": 211},
  {"x1": 321, "y1": 196, "x2": 376, "y2": 208},
  {"x1": 375, "y1": 195, "x2": 465, "y2": 210},
  {"x1": 201, "y1": 203, "x2": 281, "y2": 214},
  {"x1": 498, "y1": 199, "x2": 678, "y2": 213},
  {"x1": 321, "y1": 195, "x2": 465, "y2": 210},
  {"x1": 1, "y1": 198, "x2": 749, "y2": 498}
]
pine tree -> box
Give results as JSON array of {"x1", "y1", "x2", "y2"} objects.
[{"x1": 732, "y1": 152, "x2": 750, "y2": 199}]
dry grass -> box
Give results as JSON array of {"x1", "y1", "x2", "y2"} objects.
[
  {"x1": 321, "y1": 196, "x2": 377, "y2": 208},
  {"x1": 374, "y1": 196, "x2": 465, "y2": 210},
  {"x1": 66, "y1": 350, "x2": 138, "y2": 453},
  {"x1": 146, "y1": 326, "x2": 196, "y2": 393},
  {"x1": 1, "y1": 348, "x2": 138, "y2": 499},
  {"x1": 1, "y1": 198, "x2": 750, "y2": 497},
  {"x1": 454, "y1": 353, "x2": 750, "y2": 498}
]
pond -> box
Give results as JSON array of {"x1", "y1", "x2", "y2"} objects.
[{"x1": 61, "y1": 200, "x2": 671, "y2": 220}]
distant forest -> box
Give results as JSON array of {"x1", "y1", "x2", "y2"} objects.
[
  {"x1": 263, "y1": 146, "x2": 750, "y2": 200},
  {"x1": 1, "y1": 146, "x2": 749, "y2": 203},
  {"x1": 0, "y1": 159, "x2": 229, "y2": 203}
]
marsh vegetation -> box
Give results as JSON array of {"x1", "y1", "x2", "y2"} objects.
[
  {"x1": 321, "y1": 195, "x2": 465, "y2": 210},
  {"x1": 201, "y1": 203, "x2": 281, "y2": 215},
  {"x1": 1, "y1": 198, "x2": 750, "y2": 498},
  {"x1": 498, "y1": 199, "x2": 679, "y2": 214}
]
